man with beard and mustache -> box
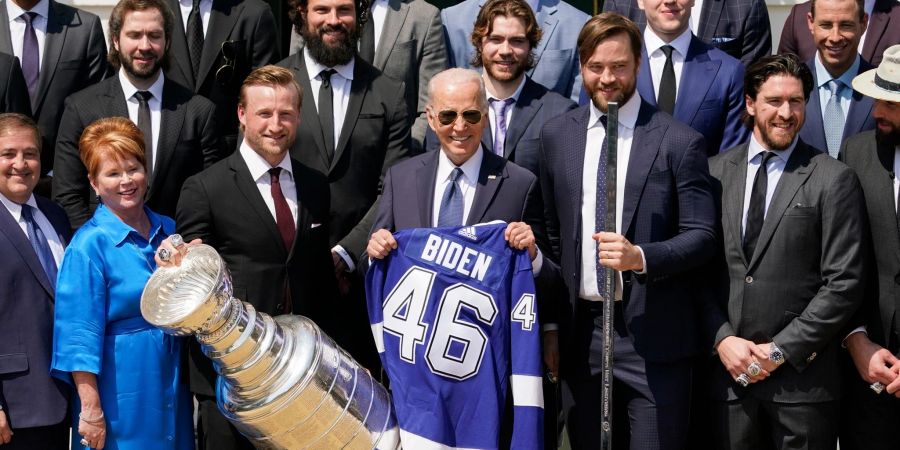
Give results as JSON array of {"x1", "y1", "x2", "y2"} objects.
[
  {"x1": 837, "y1": 45, "x2": 900, "y2": 450},
  {"x1": 173, "y1": 65, "x2": 333, "y2": 450},
  {"x1": 423, "y1": 0, "x2": 575, "y2": 178},
  {"x1": 539, "y1": 13, "x2": 716, "y2": 449},
  {"x1": 51, "y1": 0, "x2": 222, "y2": 228},
  {"x1": 705, "y1": 53, "x2": 867, "y2": 450},
  {"x1": 277, "y1": 0, "x2": 410, "y2": 373}
]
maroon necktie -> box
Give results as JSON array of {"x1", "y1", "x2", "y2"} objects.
[{"x1": 268, "y1": 167, "x2": 295, "y2": 251}]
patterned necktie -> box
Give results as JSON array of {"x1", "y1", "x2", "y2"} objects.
[
  {"x1": 186, "y1": 0, "x2": 204, "y2": 80},
  {"x1": 437, "y1": 167, "x2": 464, "y2": 227},
  {"x1": 657, "y1": 45, "x2": 677, "y2": 115},
  {"x1": 595, "y1": 115, "x2": 609, "y2": 299},
  {"x1": 824, "y1": 80, "x2": 845, "y2": 158},
  {"x1": 134, "y1": 91, "x2": 154, "y2": 178},
  {"x1": 319, "y1": 69, "x2": 337, "y2": 161},
  {"x1": 269, "y1": 167, "x2": 296, "y2": 251},
  {"x1": 743, "y1": 151, "x2": 775, "y2": 259},
  {"x1": 21, "y1": 204, "x2": 58, "y2": 287},
  {"x1": 21, "y1": 12, "x2": 39, "y2": 101},
  {"x1": 489, "y1": 98, "x2": 514, "y2": 157}
]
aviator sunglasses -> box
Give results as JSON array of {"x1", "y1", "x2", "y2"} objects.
[{"x1": 436, "y1": 109, "x2": 483, "y2": 126}]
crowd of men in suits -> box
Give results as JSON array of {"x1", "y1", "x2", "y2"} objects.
[{"x1": 1, "y1": 0, "x2": 900, "y2": 447}]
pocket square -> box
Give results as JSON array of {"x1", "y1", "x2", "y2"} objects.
[
  {"x1": 710, "y1": 36, "x2": 736, "y2": 44},
  {"x1": 311, "y1": 223, "x2": 322, "y2": 229}
]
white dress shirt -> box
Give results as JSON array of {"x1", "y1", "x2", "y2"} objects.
[
  {"x1": 814, "y1": 54, "x2": 859, "y2": 125},
  {"x1": 579, "y1": 92, "x2": 641, "y2": 301},
  {"x1": 432, "y1": 148, "x2": 483, "y2": 227},
  {"x1": 0, "y1": 193, "x2": 65, "y2": 266},
  {"x1": 741, "y1": 135, "x2": 797, "y2": 236},
  {"x1": 5, "y1": 0, "x2": 49, "y2": 70},
  {"x1": 644, "y1": 26, "x2": 693, "y2": 105},
  {"x1": 486, "y1": 76, "x2": 526, "y2": 144},
  {"x1": 304, "y1": 50, "x2": 353, "y2": 149},
  {"x1": 119, "y1": 69, "x2": 164, "y2": 167},
  {"x1": 370, "y1": 0, "x2": 388, "y2": 51},
  {"x1": 239, "y1": 142, "x2": 299, "y2": 225},
  {"x1": 178, "y1": 0, "x2": 212, "y2": 36}
]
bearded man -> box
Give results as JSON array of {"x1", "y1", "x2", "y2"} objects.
[
  {"x1": 277, "y1": 0, "x2": 411, "y2": 373},
  {"x1": 51, "y1": 0, "x2": 222, "y2": 228}
]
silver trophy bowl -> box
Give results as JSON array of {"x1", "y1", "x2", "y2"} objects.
[{"x1": 141, "y1": 244, "x2": 399, "y2": 449}]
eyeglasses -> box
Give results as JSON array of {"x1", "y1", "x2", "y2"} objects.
[
  {"x1": 436, "y1": 109, "x2": 483, "y2": 126},
  {"x1": 215, "y1": 40, "x2": 237, "y2": 85}
]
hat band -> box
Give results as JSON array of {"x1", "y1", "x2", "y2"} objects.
[{"x1": 875, "y1": 73, "x2": 900, "y2": 93}]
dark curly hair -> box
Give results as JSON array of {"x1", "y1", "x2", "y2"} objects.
[{"x1": 287, "y1": 0, "x2": 371, "y2": 35}]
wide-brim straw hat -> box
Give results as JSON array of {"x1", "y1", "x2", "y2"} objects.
[{"x1": 853, "y1": 44, "x2": 900, "y2": 102}]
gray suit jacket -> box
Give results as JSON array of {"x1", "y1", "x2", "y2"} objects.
[
  {"x1": 441, "y1": 0, "x2": 589, "y2": 103},
  {"x1": 0, "y1": 0, "x2": 108, "y2": 174},
  {"x1": 706, "y1": 140, "x2": 867, "y2": 402},
  {"x1": 840, "y1": 131, "x2": 900, "y2": 354},
  {"x1": 0, "y1": 52, "x2": 30, "y2": 115}
]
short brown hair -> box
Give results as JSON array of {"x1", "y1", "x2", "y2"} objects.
[
  {"x1": 79, "y1": 117, "x2": 147, "y2": 179},
  {"x1": 810, "y1": 0, "x2": 866, "y2": 21},
  {"x1": 470, "y1": 0, "x2": 542, "y2": 69},
  {"x1": 107, "y1": 0, "x2": 174, "y2": 71},
  {"x1": 0, "y1": 113, "x2": 41, "y2": 153},
  {"x1": 742, "y1": 53, "x2": 814, "y2": 127},
  {"x1": 238, "y1": 65, "x2": 303, "y2": 110},
  {"x1": 577, "y1": 13, "x2": 642, "y2": 65}
]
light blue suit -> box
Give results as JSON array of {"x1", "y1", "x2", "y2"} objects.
[{"x1": 441, "y1": 0, "x2": 589, "y2": 103}]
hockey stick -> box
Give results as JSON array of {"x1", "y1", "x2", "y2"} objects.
[{"x1": 599, "y1": 101, "x2": 618, "y2": 450}]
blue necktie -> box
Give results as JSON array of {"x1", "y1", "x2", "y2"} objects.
[
  {"x1": 824, "y1": 80, "x2": 845, "y2": 158},
  {"x1": 437, "y1": 167, "x2": 464, "y2": 227},
  {"x1": 595, "y1": 115, "x2": 609, "y2": 299},
  {"x1": 22, "y1": 205, "x2": 58, "y2": 287}
]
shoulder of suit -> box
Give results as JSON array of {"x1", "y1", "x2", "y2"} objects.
[
  {"x1": 442, "y1": 0, "x2": 480, "y2": 20},
  {"x1": 550, "y1": 0, "x2": 591, "y2": 20},
  {"x1": 406, "y1": 0, "x2": 441, "y2": 15},
  {"x1": 67, "y1": 76, "x2": 117, "y2": 101},
  {"x1": 50, "y1": 0, "x2": 101, "y2": 21},
  {"x1": 501, "y1": 157, "x2": 537, "y2": 182},
  {"x1": 840, "y1": 130, "x2": 878, "y2": 162},
  {"x1": 542, "y1": 104, "x2": 587, "y2": 132}
]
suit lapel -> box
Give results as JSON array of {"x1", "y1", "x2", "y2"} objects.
[
  {"x1": 149, "y1": 79, "x2": 187, "y2": 198},
  {"x1": 167, "y1": 0, "x2": 196, "y2": 88},
  {"x1": 198, "y1": 0, "x2": 241, "y2": 86},
  {"x1": 622, "y1": 103, "x2": 663, "y2": 235},
  {"x1": 105, "y1": 76, "x2": 130, "y2": 117},
  {"x1": 565, "y1": 107, "x2": 590, "y2": 238},
  {"x1": 292, "y1": 53, "x2": 331, "y2": 169},
  {"x1": 374, "y1": 0, "x2": 409, "y2": 70},
  {"x1": 699, "y1": 0, "x2": 724, "y2": 42},
  {"x1": 529, "y1": 3, "x2": 558, "y2": 78},
  {"x1": 845, "y1": 93, "x2": 874, "y2": 140},
  {"x1": 416, "y1": 152, "x2": 439, "y2": 227},
  {"x1": 748, "y1": 142, "x2": 816, "y2": 268},
  {"x1": 862, "y1": 0, "x2": 891, "y2": 61},
  {"x1": 0, "y1": 3, "x2": 12, "y2": 54},
  {"x1": 467, "y1": 151, "x2": 505, "y2": 224},
  {"x1": 332, "y1": 59, "x2": 367, "y2": 172},
  {"x1": 675, "y1": 39, "x2": 720, "y2": 124},
  {"x1": 638, "y1": 50, "x2": 656, "y2": 107},
  {"x1": 229, "y1": 153, "x2": 288, "y2": 258},
  {"x1": 0, "y1": 205, "x2": 54, "y2": 296},
  {"x1": 722, "y1": 145, "x2": 750, "y2": 266},
  {"x1": 504, "y1": 79, "x2": 542, "y2": 158},
  {"x1": 804, "y1": 67, "x2": 827, "y2": 149},
  {"x1": 33, "y1": 0, "x2": 66, "y2": 113}
]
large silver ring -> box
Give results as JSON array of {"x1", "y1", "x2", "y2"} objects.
[
  {"x1": 747, "y1": 362, "x2": 762, "y2": 377},
  {"x1": 736, "y1": 373, "x2": 750, "y2": 387},
  {"x1": 871, "y1": 381, "x2": 885, "y2": 394},
  {"x1": 157, "y1": 247, "x2": 172, "y2": 262},
  {"x1": 169, "y1": 233, "x2": 184, "y2": 247},
  {"x1": 80, "y1": 438, "x2": 89, "y2": 447}
]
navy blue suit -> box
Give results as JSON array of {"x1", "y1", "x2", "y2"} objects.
[
  {"x1": 637, "y1": 36, "x2": 749, "y2": 156},
  {"x1": 800, "y1": 58, "x2": 876, "y2": 156},
  {"x1": 424, "y1": 77, "x2": 577, "y2": 175},
  {"x1": 0, "y1": 196, "x2": 71, "y2": 448},
  {"x1": 540, "y1": 99, "x2": 717, "y2": 449}
]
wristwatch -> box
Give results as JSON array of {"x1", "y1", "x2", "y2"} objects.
[{"x1": 769, "y1": 343, "x2": 785, "y2": 366}]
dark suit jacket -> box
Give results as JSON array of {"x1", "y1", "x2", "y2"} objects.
[
  {"x1": 637, "y1": 35, "x2": 750, "y2": 156},
  {"x1": 604, "y1": 0, "x2": 772, "y2": 66},
  {"x1": 0, "y1": 196, "x2": 71, "y2": 428},
  {"x1": 800, "y1": 58, "x2": 876, "y2": 155},
  {"x1": 0, "y1": 52, "x2": 30, "y2": 115},
  {"x1": 706, "y1": 140, "x2": 867, "y2": 402},
  {"x1": 176, "y1": 151, "x2": 335, "y2": 396},
  {"x1": 0, "y1": 0, "x2": 108, "y2": 173},
  {"x1": 52, "y1": 75, "x2": 222, "y2": 228},
  {"x1": 166, "y1": 0, "x2": 278, "y2": 151},
  {"x1": 539, "y1": 99, "x2": 717, "y2": 377},
  {"x1": 442, "y1": 0, "x2": 590, "y2": 103},
  {"x1": 778, "y1": 0, "x2": 900, "y2": 67},
  {"x1": 278, "y1": 51, "x2": 411, "y2": 265},
  {"x1": 840, "y1": 131, "x2": 900, "y2": 353},
  {"x1": 424, "y1": 76, "x2": 577, "y2": 175}
]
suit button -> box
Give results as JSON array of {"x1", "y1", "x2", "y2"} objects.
[
  {"x1": 745, "y1": 276, "x2": 753, "y2": 284},
  {"x1": 806, "y1": 352, "x2": 817, "y2": 363}
]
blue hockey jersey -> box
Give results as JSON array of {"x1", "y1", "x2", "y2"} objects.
[{"x1": 365, "y1": 222, "x2": 543, "y2": 449}]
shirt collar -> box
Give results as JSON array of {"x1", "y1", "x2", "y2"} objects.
[
  {"x1": 179, "y1": 0, "x2": 211, "y2": 7},
  {"x1": 487, "y1": 75, "x2": 527, "y2": 103},
  {"x1": 239, "y1": 140, "x2": 293, "y2": 182},
  {"x1": 865, "y1": 0, "x2": 875, "y2": 15},
  {"x1": 747, "y1": 133, "x2": 797, "y2": 165},
  {"x1": 6, "y1": 0, "x2": 49, "y2": 21},
  {"x1": 304, "y1": 49, "x2": 355, "y2": 82},
  {"x1": 0, "y1": 192, "x2": 37, "y2": 221},
  {"x1": 437, "y1": 145, "x2": 484, "y2": 185},
  {"x1": 93, "y1": 203, "x2": 165, "y2": 246},
  {"x1": 644, "y1": 26, "x2": 693, "y2": 58},
  {"x1": 588, "y1": 90, "x2": 641, "y2": 130},
  {"x1": 814, "y1": 53, "x2": 860, "y2": 88},
  {"x1": 118, "y1": 68, "x2": 165, "y2": 102}
]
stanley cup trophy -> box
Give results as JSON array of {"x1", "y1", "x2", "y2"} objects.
[{"x1": 140, "y1": 244, "x2": 400, "y2": 450}]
